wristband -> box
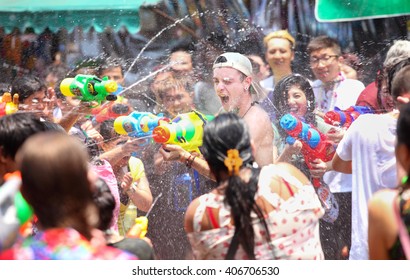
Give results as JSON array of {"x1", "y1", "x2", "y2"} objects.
[{"x1": 186, "y1": 154, "x2": 196, "y2": 168}]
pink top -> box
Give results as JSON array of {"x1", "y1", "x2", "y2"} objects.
[
  {"x1": 187, "y1": 164, "x2": 324, "y2": 260},
  {"x1": 92, "y1": 160, "x2": 120, "y2": 233}
]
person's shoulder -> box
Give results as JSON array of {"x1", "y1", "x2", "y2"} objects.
[
  {"x1": 311, "y1": 79, "x2": 322, "y2": 87},
  {"x1": 368, "y1": 188, "x2": 397, "y2": 218},
  {"x1": 260, "y1": 76, "x2": 274, "y2": 90},
  {"x1": 264, "y1": 162, "x2": 311, "y2": 186},
  {"x1": 341, "y1": 78, "x2": 365, "y2": 90},
  {"x1": 245, "y1": 106, "x2": 273, "y2": 133}
]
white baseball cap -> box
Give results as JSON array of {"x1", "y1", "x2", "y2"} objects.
[{"x1": 213, "y1": 52, "x2": 253, "y2": 77}]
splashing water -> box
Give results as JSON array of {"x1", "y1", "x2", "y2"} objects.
[{"x1": 123, "y1": 12, "x2": 197, "y2": 80}]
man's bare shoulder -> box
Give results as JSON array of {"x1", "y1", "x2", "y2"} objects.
[{"x1": 243, "y1": 104, "x2": 271, "y2": 126}]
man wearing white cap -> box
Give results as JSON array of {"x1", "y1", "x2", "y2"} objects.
[
  {"x1": 158, "y1": 52, "x2": 274, "y2": 177},
  {"x1": 212, "y1": 52, "x2": 274, "y2": 166}
]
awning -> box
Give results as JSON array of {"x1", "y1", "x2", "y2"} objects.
[
  {"x1": 315, "y1": 0, "x2": 410, "y2": 22},
  {"x1": 0, "y1": 0, "x2": 161, "y2": 34}
]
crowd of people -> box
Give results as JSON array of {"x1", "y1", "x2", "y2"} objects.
[{"x1": 0, "y1": 31, "x2": 409, "y2": 260}]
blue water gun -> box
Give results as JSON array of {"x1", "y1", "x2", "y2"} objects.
[{"x1": 114, "y1": 111, "x2": 170, "y2": 147}]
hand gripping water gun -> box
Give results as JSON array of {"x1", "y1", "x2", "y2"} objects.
[
  {"x1": 152, "y1": 110, "x2": 214, "y2": 154},
  {"x1": 59, "y1": 74, "x2": 118, "y2": 105},
  {"x1": 126, "y1": 157, "x2": 148, "y2": 238},
  {"x1": 280, "y1": 114, "x2": 339, "y2": 223},
  {"x1": 114, "y1": 111, "x2": 170, "y2": 144},
  {"x1": 0, "y1": 92, "x2": 19, "y2": 116},
  {"x1": 323, "y1": 106, "x2": 373, "y2": 129},
  {"x1": 91, "y1": 97, "x2": 132, "y2": 123},
  {"x1": 280, "y1": 114, "x2": 335, "y2": 188},
  {"x1": 0, "y1": 172, "x2": 34, "y2": 250},
  {"x1": 127, "y1": 216, "x2": 148, "y2": 238}
]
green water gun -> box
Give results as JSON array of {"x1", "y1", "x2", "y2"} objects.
[{"x1": 60, "y1": 74, "x2": 118, "y2": 105}]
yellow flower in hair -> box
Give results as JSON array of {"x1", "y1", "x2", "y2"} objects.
[{"x1": 224, "y1": 149, "x2": 243, "y2": 176}]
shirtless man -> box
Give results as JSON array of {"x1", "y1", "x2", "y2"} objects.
[
  {"x1": 159, "y1": 52, "x2": 274, "y2": 173},
  {"x1": 212, "y1": 52, "x2": 274, "y2": 166}
]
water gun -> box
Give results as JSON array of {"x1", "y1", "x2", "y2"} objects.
[
  {"x1": 0, "y1": 92, "x2": 19, "y2": 116},
  {"x1": 126, "y1": 216, "x2": 148, "y2": 238},
  {"x1": 114, "y1": 111, "x2": 170, "y2": 143},
  {"x1": 59, "y1": 74, "x2": 118, "y2": 105},
  {"x1": 280, "y1": 114, "x2": 335, "y2": 188},
  {"x1": 0, "y1": 172, "x2": 34, "y2": 251},
  {"x1": 125, "y1": 157, "x2": 148, "y2": 238},
  {"x1": 129, "y1": 157, "x2": 145, "y2": 182},
  {"x1": 91, "y1": 97, "x2": 132, "y2": 123},
  {"x1": 323, "y1": 106, "x2": 373, "y2": 129},
  {"x1": 152, "y1": 110, "x2": 214, "y2": 154}
]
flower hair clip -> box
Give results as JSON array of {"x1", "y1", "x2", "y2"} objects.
[{"x1": 224, "y1": 149, "x2": 243, "y2": 176}]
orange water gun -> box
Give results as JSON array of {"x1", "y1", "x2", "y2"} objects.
[{"x1": 152, "y1": 110, "x2": 214, "y2": 154}]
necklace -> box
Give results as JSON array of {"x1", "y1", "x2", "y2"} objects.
[{"x1": 241, "y1": 101, "x2": 258, "y2": 118}]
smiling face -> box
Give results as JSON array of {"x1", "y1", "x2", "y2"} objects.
[
  {"x1": 287, "y1": 85, "x2": 308, "y2": 118},
  {"x1": 162, "y1": 86, "x2": 193, "y2": 116},
  {"x1": 20, "y1": 89, "x2": 53, "y2": 120},
  {"x1": 169, "y1": 51, "x2": 193, "y2": 74},
  {"x1": 309, "y1": 48, "x2": 342, "y2": 83},
  {"x1": 212, "y1": 67, "x2": 250, "y2": 113},
  {"x1": 265, "y1": 38, "x2": 294, "y2": 71}
]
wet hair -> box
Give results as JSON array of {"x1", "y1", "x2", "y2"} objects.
[
  {"x1": 18, "y1": 132, "x2": 97, "y2": 240},
  {"x1": 10, "y1": 75, "x2": 46, "y2": 103},
  {"x1": 41, "y1": 121, "x2": 66, "y2": 133},
  {"x1": 201, "y1": 113, "x2": 272, "y2": 259},
  {"x1": 273, "y1": 74, "x2": 317, "y2": 139},
  {"x1": 307, "y1": 35, "x2": 341, "y2": 56},
  {"x1": 388, "y1": 58, "x2": 410, "y2": 100},
  {"x1": 0, "y1": 113, "x2": 55, "y2": 159},
  {"x1": 156, "y1": 76, "x2": 195, "y2": 100},
  {"x1": 93, "y1": 177, "x2": 116, "y2": 231},
  {"x1": 99, "y1": 119, "x2": 118, "y2": 141}
]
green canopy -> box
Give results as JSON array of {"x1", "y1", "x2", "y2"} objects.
[
  {"x1": 0, "y1": 0, "x2": 161, "y2": 34},
  {"x1": 315, "y1": 0, "x2": 410, "y2": 22}
]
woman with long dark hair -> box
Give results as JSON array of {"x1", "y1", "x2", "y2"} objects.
[{"x1": 184, "y1": 113, "x2": 324, "y2": 259}]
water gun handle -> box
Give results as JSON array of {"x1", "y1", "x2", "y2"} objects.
[
  {"x1": 126, "y1": 216, "x2": 148, "y2": 238},
  {"x1": 286, "y1": 136, "x2": 296, "y2": 145}
]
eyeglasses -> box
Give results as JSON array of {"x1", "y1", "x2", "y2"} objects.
[{"x1": 309, "y1": 55, "x2": 339, "y2": 66}]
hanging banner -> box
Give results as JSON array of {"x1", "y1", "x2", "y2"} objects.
[{"x1": 315, "y1": 0, "x2": 410, "y2": 22}]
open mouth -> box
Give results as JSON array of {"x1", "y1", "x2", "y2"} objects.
[
  {"x1": 219, "y1": 95, "x2": 230, "y2": 105},
  {"x1": 289, "y1": 107, "x2": 299, "y2": 114}
]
